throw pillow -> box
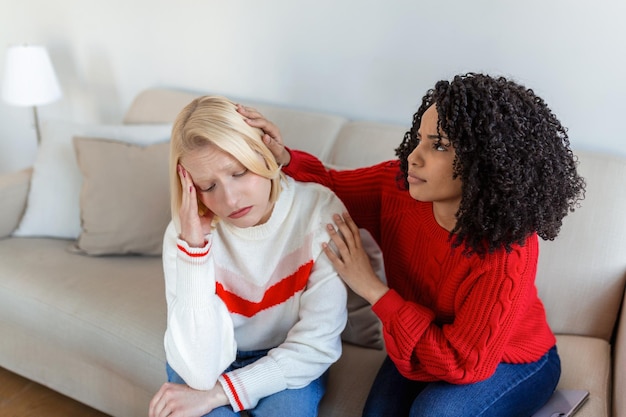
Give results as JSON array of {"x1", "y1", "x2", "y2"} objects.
[
  {"x1": 72, "y1": 136, "x2": 171, "y2": 256},
  {"x1": 13, "y1": 120, "x2": 172, "y2": 239}
]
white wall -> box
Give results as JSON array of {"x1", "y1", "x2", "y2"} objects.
[{"x1": 1, "y1": 0, "x2": 625, "y2": 173}]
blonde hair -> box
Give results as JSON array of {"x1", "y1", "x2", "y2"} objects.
[{"x1": 169, "y1": 96, "x2": 284, "y2": 227}]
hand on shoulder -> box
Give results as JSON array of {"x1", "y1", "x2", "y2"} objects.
[{"x1": 237, "y1": 104, "x2": 291, "y2": 166}]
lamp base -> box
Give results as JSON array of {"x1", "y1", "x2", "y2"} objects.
[{"x1": 32, "y1": 105, "x2": 41, "y2": 146}]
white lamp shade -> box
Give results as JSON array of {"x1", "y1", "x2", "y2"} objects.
[{"x1": 2, "y1": 44, "x2": 63, "y2": 107}]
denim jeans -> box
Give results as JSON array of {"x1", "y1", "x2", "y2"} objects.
[
  {"x1": 362, "y1": 346, "x2": 560, "y2": 417},
  {"x1": 166, "y1": 349, "x2": 328, "y2": 417}
]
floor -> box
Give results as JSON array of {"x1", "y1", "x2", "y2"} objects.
[{"x1": 0, "y1": 366, "x2": 110, "y2": 416}]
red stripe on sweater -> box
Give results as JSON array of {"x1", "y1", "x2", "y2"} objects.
[
  {"x1": 216, "y1": 261, "x2": 313, "y2": 317},
  {"x1": 177, "y1": 242, "x2": 209, "y2": 257},
  {"x1": 221, "y1": 374, "x2": 244, "y2": 411}
]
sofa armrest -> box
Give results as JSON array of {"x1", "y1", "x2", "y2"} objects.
[
  {"x1": 0, "y1": 167, "x2": 31, "y2": 239},
  {"x1": 615, "y1": 281, "x2": 626, "y2": 417}
]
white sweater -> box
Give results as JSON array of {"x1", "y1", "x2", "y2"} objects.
[{"x1": 162, "y1": 177, "x2": 348, "y2": 411}]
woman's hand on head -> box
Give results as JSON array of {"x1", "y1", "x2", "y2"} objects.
[
  {"x1": 323, "y1": 212, "x2": 389, "y2": 305},
  {"x1": 148, "y1": 381, "x2": 228, "y2": 417},
  {"x1": 237, "y1": 104, "x2": 291, "y2": 166},
  {"x1": 178, "y1": 164, "x2": 214, "y2": 247}
]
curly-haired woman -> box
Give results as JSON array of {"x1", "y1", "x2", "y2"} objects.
[{"x1": 239, "y1": 73, "x2": 586, "y2": 417}]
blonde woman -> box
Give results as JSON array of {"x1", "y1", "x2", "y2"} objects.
[{"x1": 149, "y1": 96, "x2": 353, "y2": 417}]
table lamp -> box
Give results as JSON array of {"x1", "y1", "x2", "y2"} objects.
[{"x1": 1, "y1": 44, "x2": 63, "y2": 145}]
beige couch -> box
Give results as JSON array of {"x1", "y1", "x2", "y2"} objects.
[{"x1": 0, "y1": 88, "x2": 625, "y2": 417}]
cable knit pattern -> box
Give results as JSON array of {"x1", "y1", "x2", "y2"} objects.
[
  {"x1": 163, "y1": 177, "x2": 348, "y2": 411},
  {"x1": 284, "y1": 150, "x2": 556, "y2": 384}
]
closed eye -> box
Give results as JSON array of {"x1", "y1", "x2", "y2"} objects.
[
  {"x1": 200, "y1": 183, "x2": 215, "y2": 192},
  {"x1": 198, "y1": 168, "x2": 248, "y2": 192}
]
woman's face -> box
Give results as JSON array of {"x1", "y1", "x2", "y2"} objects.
[
  {"x1": 406, "y1": 105, "x2": 462, "y2": 213},
  {"x1": 181, "y1": 145, "x2": 274, "y2": 228}
]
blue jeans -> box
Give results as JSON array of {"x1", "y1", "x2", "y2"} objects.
[
  {"x1": 362, "y1": 346, "x2": 560, "y2": 417},
  {"x1": 166, "y1": 349, "x2": 328, "y2": 417}
]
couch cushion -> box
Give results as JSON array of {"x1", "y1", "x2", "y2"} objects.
[
  {"x1": 0, "y1": 237, "x2": 167, "y2": 393},
  {"x1": 250, "y1": 105, "x2": 347, "y2": 162},
  {"x1": 554, "y1": 334, "x2": 612, "y2": 417},
  {"x1": 329, "y1": 121, "x2": 406, "y2": 168},
  {"x1": 319, "y1": 343, "x2": 387, "y2": 417},
  {"x1": 72, "y1": 137, "x2": 171, "y2": 256}
]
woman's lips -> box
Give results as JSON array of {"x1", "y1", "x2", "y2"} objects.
[
  {"x1": 407, "y1": 172, "x2": 425, "y2": 185},
  {"x1": 228, "y1": 206, "x2": 252, "y2": 219}
]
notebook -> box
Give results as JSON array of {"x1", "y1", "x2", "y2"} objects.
[{"x1": 531, "y1": 389, "x2": 589, "y2": 417}]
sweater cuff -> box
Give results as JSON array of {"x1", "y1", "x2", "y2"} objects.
[
  {"x1": 372, "y1": 289, "x2": 405, "y2": 321},
  {"x1": 283, "y1": 148, "x2": 322, "y2": 174},
  {"x1": 176, "y1": 237, "x2": 210, "y2": 259},
  {"x1": 219, "y1": 374, "x2": 246, "y2": 412},
  {"x1": 175, "y1": 238, "x2": 215, "y2": 305},
  {"x1": 372, "y1": 289, "x2": 436, "y2": 352},
  {"x1": 218, "y1": 359, "x2": 286, "y2": 412},
  {"x1": 373, "y1": 289, "x2": 436, "y2": 324},
  {"x1": 282, "y1": 147, "x2": 298, "y2": 173}
]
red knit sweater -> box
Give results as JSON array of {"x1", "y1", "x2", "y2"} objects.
[{"x1": 284, "y1": 151, "x2": 556, "y2": 384}]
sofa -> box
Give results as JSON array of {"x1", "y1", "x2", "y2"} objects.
[{"x1": 0, "y1": 87, "x2": 625, "y2": 417}]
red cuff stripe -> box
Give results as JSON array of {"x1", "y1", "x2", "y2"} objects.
[
  {"x1": 221, "y1": 374, "x2": 244, "y2": 411},
  {"x1": 177, "y1": 242, "x2": 209, "y2": 257}
]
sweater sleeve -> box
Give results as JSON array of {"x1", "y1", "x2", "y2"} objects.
[
  {"x1": 372, "y1": 236, "x2": 551, "y2": 384},
  {"x1": 162, "y1": 221, "x2": 237, "y2": 390},
  {"x1": 282, "y1": 148, "x2": 334, "y2": 188},
  {"x1": 284, "y1": 149, "x2": 397, "y2": 243}
]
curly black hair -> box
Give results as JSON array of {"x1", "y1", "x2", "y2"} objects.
[{"x1": 395, "y1": 73, "x2": 586, "y2": 256}]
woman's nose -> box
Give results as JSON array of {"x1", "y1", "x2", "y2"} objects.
[
  {"x1": 222, "y1": 188, "x2": 238, "y2": 206},
  {"x1": 407, "y1": 142, "x2": 423, "y2": 166}
]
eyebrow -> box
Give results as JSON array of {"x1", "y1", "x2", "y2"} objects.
[{"x1": 417, "y1": 131, "x2": 450, "y2": 140}]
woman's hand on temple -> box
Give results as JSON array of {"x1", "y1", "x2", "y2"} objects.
[
  {"x1": 237, "y1": 104, "x2": 291, "y2": 166},
  {"x1": 178, "y1": 164, "x2": 214, "y2": 247},
  {"x1": 323, "y1": 212, "x2": 389, "y2": 305}
]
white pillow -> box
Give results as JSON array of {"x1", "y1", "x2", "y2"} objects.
[{"x1": 13, "y1": 120, "x2": 173, "y2": 239}]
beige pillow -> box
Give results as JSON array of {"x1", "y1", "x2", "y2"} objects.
[{"x1": 72, "y1": 136, "x2": 171, "y2": 256}]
